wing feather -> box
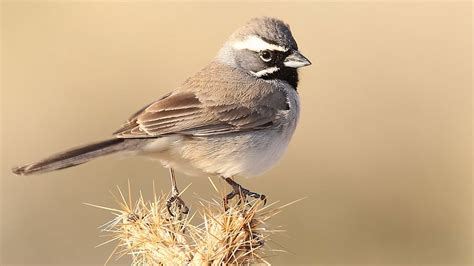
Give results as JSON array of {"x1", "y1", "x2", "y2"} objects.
[{"x1": 113, "y1": 63, "x2": 290, "y2": 138}]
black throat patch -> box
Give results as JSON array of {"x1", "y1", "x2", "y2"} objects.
[{"x1": 260, "y1": 67, "x2": 299, "y2": 89}]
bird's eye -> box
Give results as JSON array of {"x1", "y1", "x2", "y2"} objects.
[{"x1": 259, "y1": 50, "x2": 273, "y2": 62}]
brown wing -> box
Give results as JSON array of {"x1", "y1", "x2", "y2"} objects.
[
  {"x1": 113, "y1": 91, "x2": 283, "y2": 138},
  {"x1": 113, "y1": 63, "x2": 290, "y2": 138}
]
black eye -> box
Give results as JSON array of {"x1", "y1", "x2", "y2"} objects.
[{"x1": 259, "y1": 50, "x2": 273, "y2": 62}]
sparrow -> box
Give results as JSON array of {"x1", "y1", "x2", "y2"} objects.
[{"x1": 12, "y1": 17, "x2": 311, "y2": 215}]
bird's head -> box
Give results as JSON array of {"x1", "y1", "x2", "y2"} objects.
[{"x1": 217, "y1": 17, "x2": 311, "y2": 88}]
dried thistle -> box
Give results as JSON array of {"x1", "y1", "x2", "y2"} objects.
[{"x1": 87, "y1": 179, "x2": 299, "y2": 265}]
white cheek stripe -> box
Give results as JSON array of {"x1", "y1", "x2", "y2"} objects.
[
  {"x1": 232, "y1": 35, "x2": 288, "y2": 52},
  {"x1": 250, "y1": 66, "x2": 280, "y2": 77}
]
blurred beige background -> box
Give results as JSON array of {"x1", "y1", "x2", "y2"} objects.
[{"x1": 1, "y1": 1, "x2": 472, "y2": 265}]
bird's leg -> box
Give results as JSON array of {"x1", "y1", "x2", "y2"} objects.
[
  {"x1": 166, "y1": 168, "x2": 189, "y2": 216},
  {"x1": 222, "y1": 177, "x2": 266, "y2": 207}
]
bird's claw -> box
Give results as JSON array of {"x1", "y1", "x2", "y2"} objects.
[
  {"x1": 223, "y1": 184, "x2": 266, "y2": 207},
  {"x1": 166, "y1": 194, "x2": 189, "y2": 217}
]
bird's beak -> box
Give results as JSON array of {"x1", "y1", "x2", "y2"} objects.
[{"x1": 283, "y1": 50, "x2": 312, "y2": 68}]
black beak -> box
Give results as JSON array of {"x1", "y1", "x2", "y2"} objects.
[{"x1": 283, "y1": 50, "x2": 311, "y2": 68}]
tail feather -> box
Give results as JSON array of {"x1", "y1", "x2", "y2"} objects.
[{"x1": 12, "y1": 138, "x2": 136, "y2": 176}]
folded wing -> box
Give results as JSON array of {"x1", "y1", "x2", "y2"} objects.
[{"x1": 113, "y1": 88, "x2": 287, "y2": 138}]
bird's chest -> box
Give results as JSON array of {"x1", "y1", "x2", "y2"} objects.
[
  {"x1": 147, "y1": 88, "x2": 300, "y2": 178},
  {"x1": 185, "y1": 89, "x2": 300, "y2": 177},
  {"x1": 241, "y1": 90, "x2": 299, "y2": 176}
]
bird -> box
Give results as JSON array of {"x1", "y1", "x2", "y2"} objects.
[{"x1": 12, "y1": 17, "x2": 311, "y2": 215}]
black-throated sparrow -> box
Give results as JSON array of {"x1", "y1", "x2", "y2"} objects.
[{"x1": 13, "y1": 17, "x2": 311, "y2": 214}]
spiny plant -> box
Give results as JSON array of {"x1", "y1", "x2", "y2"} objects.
[{"x1": 87, "y1": 178, "x2": 300, "y2": 265}]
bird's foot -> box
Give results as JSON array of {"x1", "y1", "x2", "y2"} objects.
[
  {"x1": 166, "y1": 192, "x2": 189, "y2": 217},
  {"x1": 223, "y1": 178, "x2": 266, "y2": 208}
]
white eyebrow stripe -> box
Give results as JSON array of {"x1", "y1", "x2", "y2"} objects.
[
  {"x1": 250, "y1": 66, "x2": 280, "y2": 77},
  {"x1": 232, "y1": 35, "x2": 288, "y2": 52}
]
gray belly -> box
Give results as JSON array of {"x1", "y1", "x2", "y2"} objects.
[{"x1": 141, "y1": 126, "x2": 293, "y2": 178}]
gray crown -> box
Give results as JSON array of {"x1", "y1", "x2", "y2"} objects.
[{"x1": 228, "y1": 17, "x2": 298, "y2": 50}]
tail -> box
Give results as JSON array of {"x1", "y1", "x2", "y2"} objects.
[{"x1": 12, "y1": 138, "x2": 137, "y2": 176}]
